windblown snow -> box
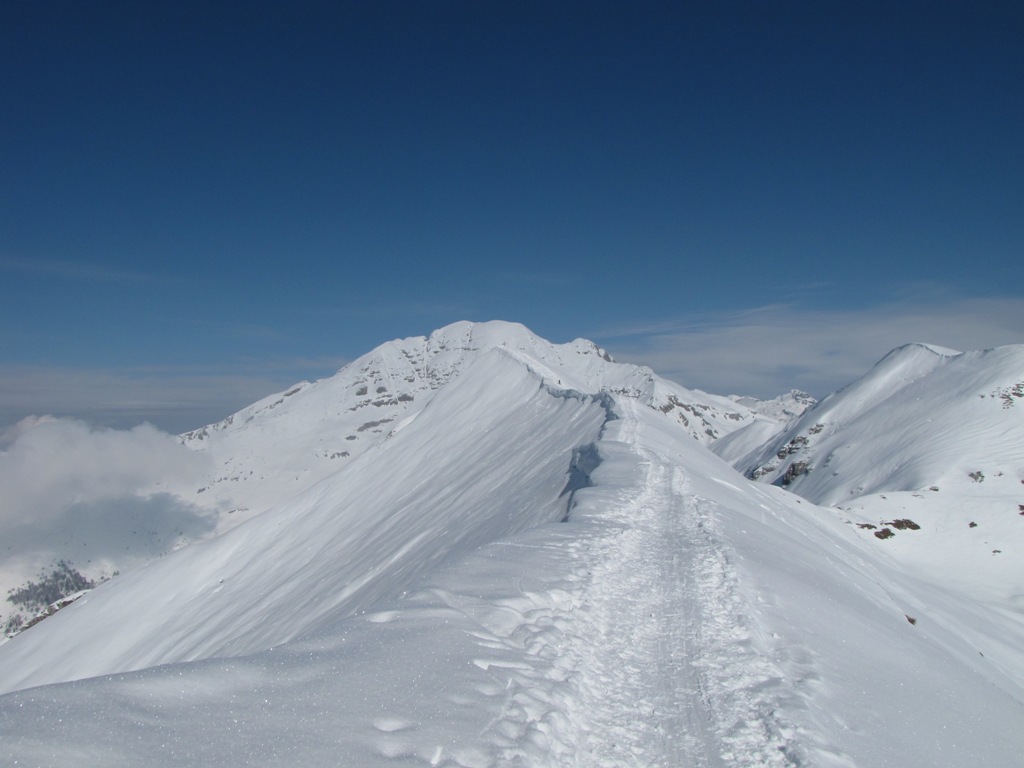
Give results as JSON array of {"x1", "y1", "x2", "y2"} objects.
[{"x1": 1, "y1": 321, "x2": 1022, "y2": 767}]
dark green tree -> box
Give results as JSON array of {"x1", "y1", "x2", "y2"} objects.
[{"x1": 7, "y1": 560, "x2": 95, "y2": 614}]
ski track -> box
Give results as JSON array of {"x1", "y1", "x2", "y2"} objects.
[{"x1": 476, "y1": 402, "x2": 798, "y2": 767}]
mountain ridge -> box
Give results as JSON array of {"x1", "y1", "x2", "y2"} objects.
[
  {"x1": 178, "y1": 320, "x2": 769, "y2": 534},
  {"x1": 717, "y1": 341, "x2": 1024, "y2": 503}
]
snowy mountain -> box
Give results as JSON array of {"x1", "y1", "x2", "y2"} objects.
[
  {"x1": 180, "y1": 320, "x2": 763, "y2": 533},
  {"x1": 0, "y1": 321, "x2": 767, "y2": 628},
  {"x1": 729, "y1": 389, "x2": 816, "y2": 423},
  {"x1": 714, "y1": 342, "x2": 1024, "y2": 599},
  {"x1": 713, "y1": 389, "x2": 817, "y2": 468},
  {"x1": 718, "y1": 342, "x2": 1024, "y2": 504},
  {"x1": 1, "y1": 324, "x2": 1022, "y2": 767}
]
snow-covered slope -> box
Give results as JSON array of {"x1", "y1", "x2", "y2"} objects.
[
  {"x1": 721, "y1": 343, "x2": 1024, "y2": 504},
  {"x1": 715, "y1": 342, "x2": 1024, "y2": 632},
  {"x1": 713, "y1": 390, "x2": 816, "y2": 466},
  {"x1": 1, "y1": 326, "x2": 1022, "y2": 767},
  {"x1": 182, "y1": 320, "x2": 759, "y2": 532},
  {"x1": 729, "y1": 389, "x2": 816, "y2": 422},
  {"x1": 0, "y1": 349, "x2": 612, "y2": 689}
]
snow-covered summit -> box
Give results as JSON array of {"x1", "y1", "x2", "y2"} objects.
[
  {"x1": 180, "y1": 320, "x2": 760, "y2": 531},
  {"x1": 729, "y1": 388, "x2": 816, "y2": 421},
  {"x1": 712, "y1": 389, "x2": 817, "y2": 466}
]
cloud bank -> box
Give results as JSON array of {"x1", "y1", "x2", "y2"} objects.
[
  {"x1": 603, "y1": 297, "x2": 1024, "y2": 399},
  {"x1": 0, "y1": 417, "x2": 214, "y2": 608}
]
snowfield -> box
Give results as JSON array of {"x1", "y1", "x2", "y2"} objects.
[{"x1": 1, "y1": 322, "x2": 1022, "y2": 766}]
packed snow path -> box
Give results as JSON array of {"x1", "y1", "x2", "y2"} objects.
[
  {"x1": 553, "y1": 458, "x2": 728, "y2": 766},
  {"x1": 469, "y1": 401, "x2": 794, "y2": 766}
]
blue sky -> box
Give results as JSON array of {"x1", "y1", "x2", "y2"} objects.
[{"x1": 2, "y1": 1, "x2": 1022, "y2": 432}]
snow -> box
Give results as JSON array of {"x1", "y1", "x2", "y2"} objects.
[
  {"x1": 176, "y1": 320, "x2": 758, "y2": 534},
  {"x1": 2, "y1": 323, "x2": 1023, "y2": 766},
  {"x1": 720, "y1": 343, "x2": 1024, "y2": 505},
  {"x1": 708, "y1": 391, "x2": 815, "y2": 468},
  {"x1": 0, "y1": 349, "x2": 611, "y2": 687},
  {"x1": 712, "y1": 341, "x2": 1024, "y2": 693}
]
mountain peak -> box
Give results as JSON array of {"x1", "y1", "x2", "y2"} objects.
[
  {"x1": 173, "y1": 322, "x2": 758, "y2": 535},
  {"x1": 882, "y1": 341, "x2": 962, "y2": 358}
]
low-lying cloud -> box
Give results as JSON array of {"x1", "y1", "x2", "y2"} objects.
[{"x1": 0, "y1": 417, "x2": 215, "y2": 607}]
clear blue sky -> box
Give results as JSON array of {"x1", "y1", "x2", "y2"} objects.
[{"x1": 2, "y1": 1, "x2": 1022, "y2": 431}]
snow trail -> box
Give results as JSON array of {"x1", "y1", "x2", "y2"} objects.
[
  {"x1": 475, "y1": 400, "x2": 797, "y2": 766},
  {"x1": 567, "y1": 456, "x2": 719, "y2": 767}
]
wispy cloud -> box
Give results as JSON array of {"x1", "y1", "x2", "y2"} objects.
[
  {"x1": 3, "y1": 296, "x2": 1020, "y2": 432},
  {"x1": 0, "y1": 256, "x2": 153, "y2": 283},
  {"x1": 0, "y1": 362, "x2": 342, "y2": 434},
  {"x1": 601, "y1": 297, "x2": 1024, "y2": 399}
]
